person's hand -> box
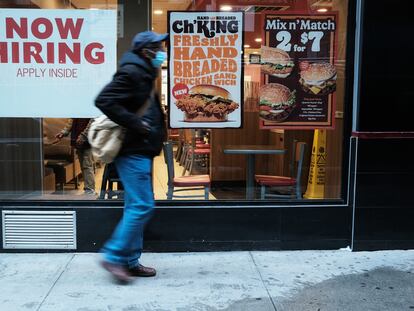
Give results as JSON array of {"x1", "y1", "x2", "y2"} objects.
[
  {"x1": 55, "y1": 133, "x2": 64, "y2": 140},
  {"x1": 76, "y1": 135, "x2": 85, "y2": 146},
  {"x1": 75, "y1": 134, "x2": 89, "y2": 148},
  {"x1": 136, "y1": 120, "x2": 151, "y2": 136}
]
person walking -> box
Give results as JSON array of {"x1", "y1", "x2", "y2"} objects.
[
  {"x1": 55, "y1": 118, "x2": 96, "y2": 194},
  {"x1": 95, "y1": 31, "x2": 168, "y2": 283}
]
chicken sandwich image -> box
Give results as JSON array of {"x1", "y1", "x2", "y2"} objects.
[{"x1": 175, "y1": 84, "x2": 239, "y2": 122}]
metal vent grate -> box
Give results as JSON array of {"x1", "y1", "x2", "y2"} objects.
[
  {"x1": 254, "y1": 6, "x2": 285, "y2": 12},
  {"x1": 2, "y1": 211, "x2": 76, "y2": 249},
  {"x1": 241, "y1": 6, "x2": 286, "y2": 12}
]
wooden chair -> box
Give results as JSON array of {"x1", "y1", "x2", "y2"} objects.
[
  {"x1": 175, "y1": 129, "x2": 185, "y2": 161},
  {"x1": 168, "y1": 129, "x2": 180, "y2": 142},
  {"x1": 178, "y1": 129, "x2": 193, "y2": 165},
  {"x1": 163, "y1": 141, "x2": 210, "y2": 200},
  {"x1": 181, "y1": 130, "x2": 211, "y2": 176},
  {"x1": 255, "y1": 142, "x2": 307, "y2": 199}
]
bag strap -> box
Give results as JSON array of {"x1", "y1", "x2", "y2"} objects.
[{"x1": 136, "y1": 88, "x2": 155, "y2": 117}]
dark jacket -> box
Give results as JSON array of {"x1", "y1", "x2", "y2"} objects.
[
  {"x1": 70, "y1": 118, "x2": 91, "y2": 148},
  {"x1": 95, "y1": 51, "x2": 166, "y2": 157},
  {"x1": 60, "y1": 118, "x2": 91, "y2": 149}
]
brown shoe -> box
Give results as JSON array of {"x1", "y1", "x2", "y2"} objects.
[
  {"x1": 101, "y1": 260, "x2": 132, "y2": 283},
  {"x1": 128, "y1": 264, "x2": 156, "y2": 277}
]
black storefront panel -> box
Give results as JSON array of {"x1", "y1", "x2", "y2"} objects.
[
  {"x1": 0, "y1": 206, "x2": 350, "y2": 252},
  {"x1": 358, "y1": 0, "x2": 414, "y2": 132},
  {"x1": 352, "y1": 0, "x2": 414, "y2": 250},
  {"x1": 353, "y1": 138, "x2": 414, "y2": 250}
]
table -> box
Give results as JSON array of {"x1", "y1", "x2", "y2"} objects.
[{"x1": 223, "y1": 145, "x2": 286, "y2": 200}]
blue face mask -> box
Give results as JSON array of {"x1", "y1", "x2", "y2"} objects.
[{"x1": 150, "y1": 51, "x2": 167, "y2": 68}]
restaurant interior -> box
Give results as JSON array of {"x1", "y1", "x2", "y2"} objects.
[
  {"x1": 0, "y1": 0, "x2": 349, "y2": 202},
  {"x1": 153, "y1": 0, "x2": 349, "y2": 202}
]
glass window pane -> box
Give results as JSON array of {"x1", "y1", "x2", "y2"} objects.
[
  {"x1": 154, "y1": 0, "x2": 349, "y2": 202},
  {"x1": 0, "y1": 0, "x2": 350, "y2": 204}
]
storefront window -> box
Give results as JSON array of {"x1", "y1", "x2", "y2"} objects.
[
  {"x1": 156, "y1": 0, "x2": 349, "y2": 201},
  {"x1": 0, "y1": 0, "x2": 350, "y2": 203},
  {"x1": 0, "y1": 0, "x2": 117, "y2": 200}
]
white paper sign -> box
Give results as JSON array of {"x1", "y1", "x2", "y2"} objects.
[
  {"x1": 0, "y1": 9, "x2": 117, "y2": 118},
  {"x1": 168, "y1": 11, "x2": 244, "y2": 128}
]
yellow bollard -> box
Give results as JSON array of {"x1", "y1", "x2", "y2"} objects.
[{"x1": 304, "y1": 129, "x2": 326, "y2": 199}]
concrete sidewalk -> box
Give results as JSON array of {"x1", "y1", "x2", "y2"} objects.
[{"x1": 0, "y1": 250, "x2": 413, "y2": 311}]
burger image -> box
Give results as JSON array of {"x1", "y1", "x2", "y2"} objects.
[
  {"x1": 259, "y1": 83, "x2": 296, "y2": 122},
  {"x1": 260, "y1": 46, "x2": 294, "y2": 78},
  {"x1": 175, "y1": 85, "x2": 239, "y2": 122},
  {"x1": 299, "y1": 62, "x2": 337, "y2": 95}
]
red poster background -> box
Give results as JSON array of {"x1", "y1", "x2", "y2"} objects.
[{"x1": 259, "y1": 11, "x2": 338, "y2": 130}]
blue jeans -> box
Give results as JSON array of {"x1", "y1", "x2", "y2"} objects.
[{"x1": 101, "y1": 154, "x2": 154, "y2": 268}]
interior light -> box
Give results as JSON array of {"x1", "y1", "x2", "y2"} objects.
[
  {"x1": 220, "y1": 5, "x2": 232, "y2": 11},
  {"x1": 154, "y1": 10, "x2": 163, "y2": 15},
  {"x1": 255, "y1": 38, "x2": 262, "y2": 42},
  {"x1": 244, "y1": 44, "x2": 250, "y2": 48},
  {"x1": 317, "y1": 8, "x2": 328, "y2": 12},
  {"x1": 253, "y1": 51, "x2": 259, "y2": 54}
]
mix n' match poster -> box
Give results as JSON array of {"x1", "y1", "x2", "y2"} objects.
[
  {"x1": 168, "y1": 11, "x2": 244, "y2": 128},
  {"x1": 259, "y1": 12, "x2": 338, "y2": 129}
]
